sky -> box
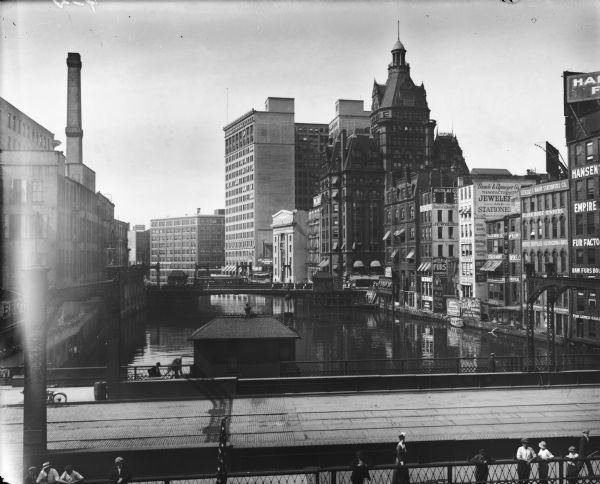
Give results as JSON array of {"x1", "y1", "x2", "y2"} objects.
[{"x1": 1, "y1": 0, "x2": 599, "y2": 227}]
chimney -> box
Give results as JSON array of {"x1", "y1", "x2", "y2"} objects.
[{"x1": 66, "y1": 52, "x2": 83, "y2": 164}]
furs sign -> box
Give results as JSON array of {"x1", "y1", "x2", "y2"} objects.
[{"x1": 566, "y1": 71, "x2": 600, "y2": 103}]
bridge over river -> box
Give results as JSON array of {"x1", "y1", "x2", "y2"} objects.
[{"x1": 2, "y1": 384, "x2": 599, "y2": 480}]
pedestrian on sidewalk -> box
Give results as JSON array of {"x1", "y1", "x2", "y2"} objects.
[
  {"x1": 579, "y1": 429, "x2": 595, "y2": 479},
  {"x1": 536, "y1": 441, "x2": 554, "y2": 484},
  {"x1": 566, "y1": 446, "x2": 580, "y2": 484},
  {"x1": 36, "y1": 463, "x2": 59, "y2": 484},
  {"x1": 516, "y1": 438, "x2": 536, "y2": 484},
  {"x1": 57, "y1": 465, "x2": 84, "y2": 484},
  {"x1": 24, "y1": 467, "x2": 38, "y2": 484},
  {"x1": 469, "y1": 448, "x2": 494, "y2": 483},
  {"x1": 392, "y1": 432, "x2": 410, "y2": 484},
  {"x1": 488, "y1": 353, "x2": 497, "y2": 373},
  {"x1": 108, "y1": 457, "x2": 131, "y2": 484},
  {"x1": 350, "y1": 451, "x2": 371, "y2": 484}
]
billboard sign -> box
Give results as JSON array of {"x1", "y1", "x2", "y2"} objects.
[
  {"x1": 447, "y1": 298, "x2": 461, "y2": 317},
  {"x1": 566, "y1": 71, "x2": 600, "y2": 103},
  {"x1": 432, "y1": 258, "x2": 447, "y2": 275}
]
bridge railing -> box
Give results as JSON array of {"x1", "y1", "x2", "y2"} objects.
[
  {"x1": 281, "y1": 354, "x2": 600, "y2": 377},
  {"x1": 121, "y1": 364, "x2": 194, "y2": 381},
  {"x1": 83, "y1": 458, "x2": 600, "y2": 484}
]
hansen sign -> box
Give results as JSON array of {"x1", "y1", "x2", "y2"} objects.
[{"x1": 566, "y1": 71, "x2": 600, "y2": 103}]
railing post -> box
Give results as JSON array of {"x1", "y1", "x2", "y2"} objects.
[
  {"x1": 315, "y1": 470, "x2": 320, "y2": 484},
  {"x1": 456, "y1": 358, "x2": 461, "y2": 374},
  {"x1": 344, "y1": 361, "x2": 348, "y2": 376},
  {"x1": 331, "y1": 470, "x2": 337, "y2": 484},
  {"x1": 134, "y1": 366, "x2": 137, "y2": 381},
  {"x1": 447, "y1": 464, "x2": 453, "y2": 484},
  {"x1": 558, "y1": 459, "x2": 564, "y2": 484}
]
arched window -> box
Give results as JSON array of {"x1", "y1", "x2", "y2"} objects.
[
  {"x1": 385, "y1": 210, "x2": 391, "y2": 225},
  {"x1": 523, "y1": 251, "x2": 528, "y2": 262},
  {"x1": 560, "y1": 250, "x2": 566, "y2": 273},
  {"x1": 393, "y1": 209, "x2": 399, "y2": 224},
  {"x1": 551, "y1": 216, "x2": 558, "y2": 238},
  {"x1": 530, "y1": 250, "x2": 536, "y2": 271},
  {"x1": 559, "y1": 216, "x2": 566, "y2": 238},
  {"x1": 537, "y1": 219, "x2": 543, "y2": 239},
  {"x1": 530, "y1": 220, "x2": 536, "y2": 239},
  {"x1": 544, "y1": 250, "x2": 550, "y2": 264},
  {"x1": 537, "y1": 251, "x2": 543, "y2": 272},
  {"x1": 552, "y1": 250, "x2": 558, "y2": 271},
  {"x1": 544, "y1": 218, "x2": 550, "y2": 238}
]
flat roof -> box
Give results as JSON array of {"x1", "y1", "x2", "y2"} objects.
[{"x1": 190, "y1": 316, "x2": 300, "y2": 340}]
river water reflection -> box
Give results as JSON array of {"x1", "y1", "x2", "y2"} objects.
[{"x1": 123, "y1": 294, "x2": 573, "y2": 368}]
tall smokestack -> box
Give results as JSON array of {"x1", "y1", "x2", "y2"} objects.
[{"x1": 66, "y1": 52, "x2": 83, "y2": 164}]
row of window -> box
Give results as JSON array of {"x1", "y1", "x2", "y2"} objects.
[
  {"x1": 522, "y1": 191, "x2": 567, "y2": 213},
  {"x1": 4, "y1": 110, "x2": 52, "y2": 149},
  {"x1": 571, "y1": 139, "x2": 599, "y2": 165},
  {"x1": 420, "y1": 244, "x2": 455, "y2": 258}
]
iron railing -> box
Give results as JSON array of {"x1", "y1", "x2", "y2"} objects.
[
  {"x1": 121, "y1": 364, "x2": 194, "y2": 381},
  {"x1": 281, "y1": 354, "x2": 600, "y2": 377},
  {"x1": 83, "y1": 458, "x2": 600, "y2": 484}
]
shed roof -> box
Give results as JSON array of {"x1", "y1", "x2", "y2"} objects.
[{"x1": 190, "y1": 317, "x2": 300, "y2": 341}]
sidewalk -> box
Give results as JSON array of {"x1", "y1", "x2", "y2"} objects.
[{"x1": 0, "y1": 384, "x2": 95, "y2": 406}]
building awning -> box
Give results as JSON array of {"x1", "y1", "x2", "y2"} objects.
[
  {"x1": 332, "y1": 242, "x2": 339, "y2": 251},
  {"x1": 481, "y1": 260, "x2": 503, "y2": 272},
  {"x1": 318, "y1": 259, "x2": 330, "y2": 268},
  {"x1": 417, "y1": 262, "x2": 431, "y2": 272},
  {"x1": 331, "y1": 189, "x2": 339, "y2": 199},
  {"x1": 391, "y1": 249, "x2": 399, "y2": 261},
  {"x1": 340, "y1": 242, "x2": 346, "y2": 251},
  {"x1": 406, "y1": 249, "x2": 415, "y2": 260},
  {"x1": 382, "y1": 230, "x2": 391, "y2": 241},
  {"x1": 370, "y1": 260, "x2": 382, "y2": 268},
  {"x1": 394, "y1": 228, "x2": 405, "y2": 237},
  {"x1": 353, "y1": 260, "x2": 365, "y2": 269},
  {"x1": 331, "y1": 176, "x2": 339, "y2": 185}
]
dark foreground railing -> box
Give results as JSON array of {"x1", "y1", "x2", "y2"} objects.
[
  {"x1": 121, "y1": 364, "x2": 194, "y2": 381},
  {"x1": 281, "y1": 354, "x2": 600, "y2": 377},
  {"x1": 84, "y1": 458, "x2": 599, "y2": 484}
]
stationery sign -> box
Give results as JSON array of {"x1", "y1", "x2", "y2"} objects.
[{"x1": 566, "y1": 71, "x2": 600, "y2": 103}]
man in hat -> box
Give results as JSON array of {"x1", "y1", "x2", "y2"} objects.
[
  {"x1": 537, "y1": 441, "x2": 554, "y2": 484},
  {"x1": 24, "y1": 467, "x2": 38, "y2": 484},
  {"x1": 36, "y1": 462, "x2": 59, "y2": 484},
  {"x1": 57, "y1": 464, "x2": 84, "y2": 484},
  {"x1": 392, "y1": 433, "x2": 409, "y2": 484},
  {"x1": 469, "y1": 448, "x2": 495, "y2": 483},
  {"x1": 566, "y1": 445, "x2": 580, "y2": 484},
  {"x1": 578, "y1": 430, "x2": 594, "y2": 478},
  {"x1": 516, "y1": 438, "x2": 535, "y2": 484},
  {"x1": 108, "y1": 457, "x2": 131, "y2": 484}
]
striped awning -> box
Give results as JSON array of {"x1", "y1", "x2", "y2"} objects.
[
  {"x1": 394, "y1": 228, "x2": 405, "y2": 237},
  {"x1": 382, "y1": 230, "x2": 391, "y2": 241},
  {"x1": 481, "y1": 260, "x2": 503, "y2": 272},
  {"x1": 391, "y1": 249, "x2": 399, "y2": 260},
  {"x1": 353, "y1": 260, "x2": 365, "y2": 269},
  {"x1": 406, "y1": 249, "x2": 415, "y2": 260},
  {"x1": 370, "y1": 260, "x2": 382, "y2": 268},
  {"x1": 417, "y1": 262, "x2": 431, "y2": 272},
  {"x1": 318, "y1": 258, "x2": 330, "y2": 268}
]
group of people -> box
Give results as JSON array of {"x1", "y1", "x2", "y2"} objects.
[
  {"x1": 516, "y1": 430, "x2": 596, "y2": 484},
  {"x1": 349, "y1": 430, "x2": 596, "y2": 484},
  {"x1": 147, "y1": 357, "x2": 183, "y2": 378},
  {"x1": 24, "y1": 456, "x2": 131, "y2": 484}
]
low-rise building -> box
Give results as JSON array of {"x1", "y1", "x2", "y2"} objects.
[
  {"x1": 272, "y1": 209, "x2": 308, "y2": 283},
  {"x1": 127, "y1": 224, "x2": 150, "y2": 267}
]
